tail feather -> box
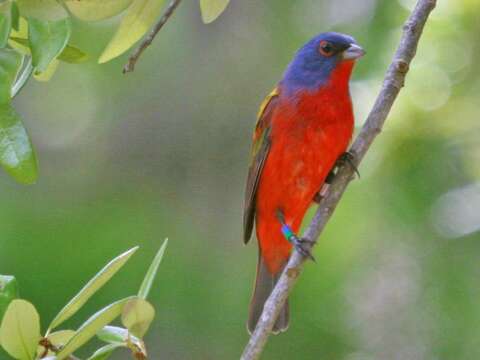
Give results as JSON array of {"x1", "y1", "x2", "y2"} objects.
[{"x1": 248, "y1": 255, "x2": 289, "y2": 334}]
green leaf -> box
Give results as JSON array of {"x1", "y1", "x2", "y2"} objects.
[
  {"x1": 97, "y1": 325, "x2": 128, "y2": 343},
  {"x1": 97, "y1": 325, "x2": 142, "y2": 345},
  {"x1": 0, "y1": 275, "x2": 18, "y2": 324},
  {"x1": 57, "y1": 44, "x2": 89, "y2": 63},
  {"x1": 0, "y1": 104, "x2": 38, "y2": 184},
  {"x1": 11, "y1": 2, "x2": 19, "y2": 31},
  {"x1": 65, "y1": 0, "x2": 134, "y2": 22},
  {"x1": 0, "y1": 2, "x2": 12, "y2": 48},
  {"x1": 199, "y1": 0, "x2": 230, "y2": 23},
  {"x1": 138, "y1": 238, "x2": 168, "y2": 299},
  {"x1": 10, "y1": 37, "x2": 89, "y2": 64},
  {"x1": 87, "y1": 343, "x2": 124, "y2": 360},
  {"x1": 98, "y1": 0, "x2": 165, "y2": 63},
  {"x1": 16, "y1": 0, "x2": 68, "y2": 21},
  {"x1": 28, "y1": 17, "x2": 71, "y2": 72},
  {"x1": 121, "y1": 298, "x2": 155, "y2": 338},
  {"x1": 56, "y1": 297, "x2": 135, "y2": 360},
  {"x1": 0, "y1": 48, "x2": 22, "y2": 101},
  {"x1": 38, "y1": 330, "x2": 75, "y2": 357},
  {"x1": 48, "y1": 246, "x2": 139, "y2": 332},
  {"x1": 0, "y1": 299, "x2": 41, "y2": 360}
]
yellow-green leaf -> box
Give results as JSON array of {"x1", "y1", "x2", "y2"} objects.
[
  {"x1": 65, "y1": 0, "x2": 133, "y2": 22},
  {"x1": 121, "y1": 298, "x2": 155, "y2": 338},
  {"x1": 138, "y1": 238, "x2": 168, "y2": 299},
  {"x1": 33, "y1": 58, "x2": 59, "y2": 82},
  {"x1": 98, "y1": 0, "x2": 166, "y2": 64},
  {"x1": 28, "y1": 17, "x2": 71, "y2": 72},
  {"x1": 47, "y1": 246, "x2": 139, "y2": 332},
  {"x1": 8, "y1": 18, "x2": 29, "y2": 54},
  {"x1": 16, "y1": 0, "x2": 68, "y2": 21},
  {"x1": 37, "y1": 330, "x2": 75, "y2": 357},
  {"x1": 199, "y1": 0, "x2": 230, "y2": 23},
  {"x1": 57, "y1": 45, "x2": 89, "y2": 63},
  {"x1": 10, "y1": 17, "x2": 27, "y2": 38},
  {"x1": 48, "y1": 329, "x2": 76, "y2": 347},
  {"x1": 56, "y1": 297, "x2": 135, "y2": 360},
  {"x1": 87, "y1": 343, "x2": 123, "y2": 360},
  {"x1": 0, "y1": 104, "x2": 38, "y2": 184},
  {"x1": 0, "y1": 275, "x2": 19, "y2": 326},
  {"x1": 0, "y1": 299, "x2": 41, "y2": 360},
  {"x1": 10, "y1": 37, "x2": 89, "y2": 64}
]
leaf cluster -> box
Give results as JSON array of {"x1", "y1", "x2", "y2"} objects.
[
  {"x1": 0, "y1": 239, "x2": 168, "y2": 360},
  {"x1": 0, "y1": 0, "x2": 230, "y2": 184}
]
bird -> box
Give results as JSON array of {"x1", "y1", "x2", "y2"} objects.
[{"x1": 243, "y1": 32, "x2": 364, "y2": 334}]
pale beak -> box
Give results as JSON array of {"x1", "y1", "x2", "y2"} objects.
[{"x1": 343, "y1": 43, "x2": 365, "y2": 60}]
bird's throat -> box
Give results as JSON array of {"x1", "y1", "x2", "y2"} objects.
[{"x1": 327, "y1": 60, "x2": 355, "y2": 92}]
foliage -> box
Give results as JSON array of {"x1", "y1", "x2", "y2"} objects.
[
  {"x1": 0, "y1": 239, "x2": 168, "y2": 360},
  {"x1": 0, "y1": 0, "x2": 230, "y2": 185}
]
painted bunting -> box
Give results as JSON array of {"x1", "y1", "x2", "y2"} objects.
[{"x1": 243, "y1": 32, "x2": 364, "y2": 334}]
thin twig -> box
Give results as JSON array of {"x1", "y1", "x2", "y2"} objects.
[
  {"x1": 240, "y1": 0, "x2": 437, "y2": 359},
  {"x1": 123, "y1": 0, "x2": 182, "y2": 73}
]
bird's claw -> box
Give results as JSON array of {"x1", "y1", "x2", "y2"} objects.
[
  {"x1": 337, "y1": 151, "x2": 360, "y2": 178},
  {"x1": 314, "y1": 152, "x2": 360, "y2": 204},
  {"x1": 291, "y1": 235, "x2": 316, "y2": 262}
]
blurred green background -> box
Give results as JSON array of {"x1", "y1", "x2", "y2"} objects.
[{"x1": 1, "y1": 0, "x2": 480, "y2": 358}]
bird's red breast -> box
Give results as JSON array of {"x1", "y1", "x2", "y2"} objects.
[{"x1": 255, "y1": 60, "x2": 355, "y2": 274}]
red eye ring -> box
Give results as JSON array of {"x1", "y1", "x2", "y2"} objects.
[{"x1": 319, "y1": 40, "x2": 334, "y2": 57}]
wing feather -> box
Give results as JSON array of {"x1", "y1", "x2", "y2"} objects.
[{"x1": 243, "y1": 87, "x2": 280, "y2": 243}]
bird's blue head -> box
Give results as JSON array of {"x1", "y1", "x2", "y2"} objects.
[{"x1": 282, "y1": 32, "x2": 364, "y2": 95}]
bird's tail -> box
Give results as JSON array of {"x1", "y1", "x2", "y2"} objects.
[{"x1": 247, "y1": 255, "x2": 289, "y2": 334}]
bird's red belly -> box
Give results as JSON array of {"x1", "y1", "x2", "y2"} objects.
[{"x1": 255, "y1": 98, "x2": 353, "y2": 274}]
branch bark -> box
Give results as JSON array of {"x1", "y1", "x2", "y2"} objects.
[
  {"x1": 240, "y1": 0, "x2": 437, "y2": 359},
  {"x1": 123, "y1": 0, "x2": 182, "y2": 74}
]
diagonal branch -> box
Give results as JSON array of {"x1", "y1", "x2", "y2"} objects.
[
  {"x1": 123, "y1": 0, "x2": 182, "y2": 74},
  {"x1": 240, "y1": 0, "x2": 437, "y2": 359}
]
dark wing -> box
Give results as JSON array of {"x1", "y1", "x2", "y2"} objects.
[{"x1": 243, "y1": 87, "x2": 280, "y2": 244}]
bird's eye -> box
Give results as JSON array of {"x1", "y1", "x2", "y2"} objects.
[{"x1": 319, "y1": 41, "x2": 334, "y2": 57}]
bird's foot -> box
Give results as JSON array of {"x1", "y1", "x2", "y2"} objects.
[
  {"x1": 337, "y1": 151, "x2": 360, "y2": 178},
  {"x1": 316, "y1": 153, "x2": 359, "y2": 201},
  {"x1": 279, "y1": 220, "x2": 316, "y2": 262}
]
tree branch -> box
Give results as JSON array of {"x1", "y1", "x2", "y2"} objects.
[
  {"x1": 123, "y1": 0, "x2": 182, "y2": 74},
  {"x1": 240, "y1": 0, "x2": 437, "y2": 359}
]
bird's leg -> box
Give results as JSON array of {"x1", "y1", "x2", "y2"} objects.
[
  {"x1": 275, "y1": 209, "x2": 316, "y2": 262},
  {"x1": 313, "y1": 151, "x2": 360, "y2": 204}
]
